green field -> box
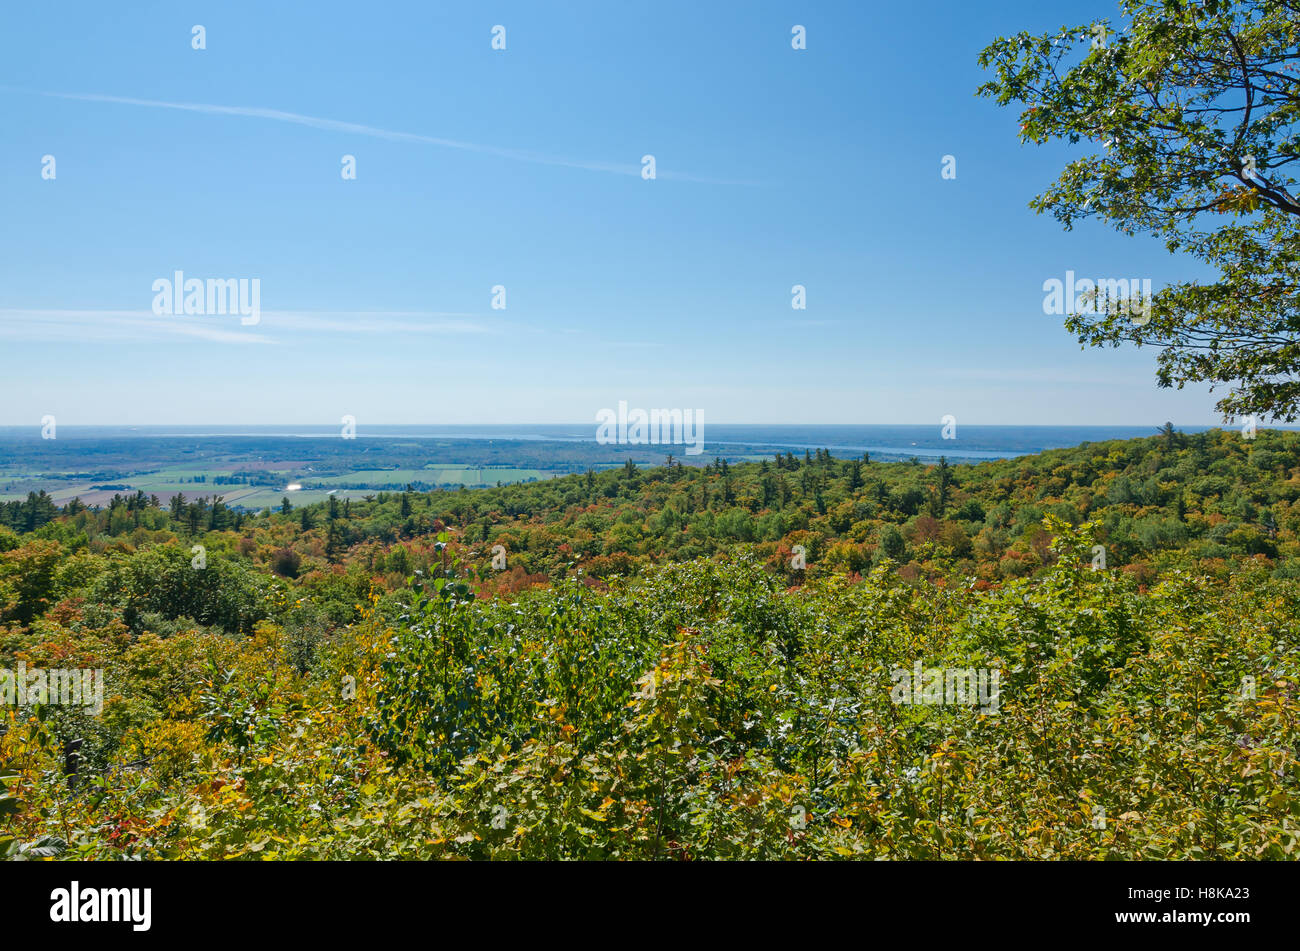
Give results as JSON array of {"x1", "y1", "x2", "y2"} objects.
[{"x1": 0, "y1": 462, "x2": 552, "y2": 507}]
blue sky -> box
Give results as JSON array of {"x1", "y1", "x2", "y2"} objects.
[{"x1": 0, "y1": 0, "x2": 1234, "y2": 426}]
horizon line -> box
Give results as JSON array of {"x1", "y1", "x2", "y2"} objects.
[{"x1": 0, "y1": 421, "x2": 1258, "y2": 430}]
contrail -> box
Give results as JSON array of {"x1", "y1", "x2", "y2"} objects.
[
  {"x1": 0, "y1": 309, "x2": 499, "y2": 346},
  {"x1": 10, "y1": 88, "x2": 758, "y2": 185}
]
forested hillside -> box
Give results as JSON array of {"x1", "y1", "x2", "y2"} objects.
[
  {"x1": 4, "y1": 427, "x2": 1298, "y2": 598},
  {"x1": 2, "y1": 430, "x2": 1298, "y2": 859}
]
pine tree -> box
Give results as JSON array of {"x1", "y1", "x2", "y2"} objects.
[{"x1": 929, "y1": 457, "x2": 954, "y2": 518}]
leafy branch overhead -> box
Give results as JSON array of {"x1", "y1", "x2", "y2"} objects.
[{"x1": 979, "y1": 0, "x2": 1300, "y2": 420}]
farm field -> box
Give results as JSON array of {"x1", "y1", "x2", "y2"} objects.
[{"x1": 0, "y1": 458, "x2": 556, "y2": 509}]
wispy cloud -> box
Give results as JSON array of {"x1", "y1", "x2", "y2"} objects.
[
  {"x1": 0, "y1": 309, "x2": 272, "y2": 345},
  {"x1": 10, "y1": 88, "x2": 759, "y2": 185},
  {"x1": 0, "y1": 309, "x2": 495, "y2": 345},
  {"x1": 265, "y1": 311, "x2": 493, "y2": 336}
]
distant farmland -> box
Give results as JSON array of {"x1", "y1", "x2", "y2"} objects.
[{"x1": 0, "y1": 456, "x2": 553, "y2": 510}]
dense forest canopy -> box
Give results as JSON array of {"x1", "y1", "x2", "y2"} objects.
[
  {"x1": 5, "y1": 427, "x2": 1297, "y2": 601},
  {"x1": 2, "y1": 430, "x2": 1298, "y2": 859}
]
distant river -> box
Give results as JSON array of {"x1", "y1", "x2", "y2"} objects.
[{"x1": 0, "y1": 423, "x2": 1267, "y2": 461}]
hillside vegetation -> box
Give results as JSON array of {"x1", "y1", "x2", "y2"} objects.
[{"x1": 1, "y1": 430, "x2": 1298, "y2": 859}]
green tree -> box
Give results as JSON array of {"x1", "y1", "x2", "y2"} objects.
[
  {"x1": 979, "y1": 0, "x2": 1300, "y2": 419},
  {"x1": 0, "y1": 539, "x2": 63, "y2": 624},
  {"x1": 929, "y1": 456, "x2": 954, "y2": 517},
  {"x1": 87, "y1": 545, "x2": 264, "y2": 633},
  {"x1": 877, "y1": 525, "x2": 907, "y2": 563}
]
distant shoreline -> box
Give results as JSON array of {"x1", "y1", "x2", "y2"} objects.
[{"x1": 0, "y1": 422, "x2": 1288, "y2": 462}]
